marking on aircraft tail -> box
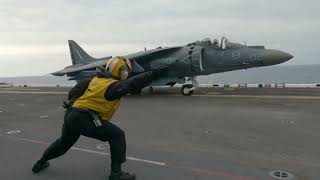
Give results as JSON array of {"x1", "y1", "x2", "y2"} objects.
[{"x1": 75, "y1": 49, "x2": 84, "y2": 61}]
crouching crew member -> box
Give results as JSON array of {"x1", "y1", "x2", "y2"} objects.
[{"x1": 32, "y1": 56, "x2": 165, "y2": 180}]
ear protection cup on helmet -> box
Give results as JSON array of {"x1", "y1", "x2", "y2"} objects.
[{"x1": 120, "y1": 70, "x2": 129, "y2": 80}]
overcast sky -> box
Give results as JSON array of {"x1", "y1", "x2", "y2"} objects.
[{"x1": 0, "y1": 0, "x2": 319, "y2": 77}]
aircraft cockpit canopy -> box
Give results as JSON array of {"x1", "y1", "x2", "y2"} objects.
[
  {"x1": 194, "y1": 37, "x2": 246, "y2": 49},
  {"x1": 199, "y1": 38, "x2": 220, "y2": 48},
  {"x1": 221, "y1": 37, "x2": 246, "y2": 49},
  {"x1": 200, "y1": 38, "x2": 213, "y2": 47}
]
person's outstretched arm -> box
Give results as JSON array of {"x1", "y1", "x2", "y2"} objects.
[{"x1": 105, "y1": 71, "x2": 156, "y2": 101}]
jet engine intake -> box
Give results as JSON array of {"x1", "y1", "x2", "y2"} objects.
[{"x1": 189, "y1": 46, "x2": 205, "y2": 74}]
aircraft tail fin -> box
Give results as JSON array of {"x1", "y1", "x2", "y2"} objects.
[{"x1": 68, "y1": 40, "x2": 97, "y2": 65}]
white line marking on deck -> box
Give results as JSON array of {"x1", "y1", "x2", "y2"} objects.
[
  {"x1": 0, "y1": 134, "x2": 258, "y2": 179},
  {"x1": 0, "y1": 91, "x2": 68, "y2": 95},
  {"x1": 71, "y1": 147, "x2": 166, "y2": 166},
  {"x1": 167, "y1": 94, "x2": 320, "y2": 100},
  {"x1": 6, "y1": 130, "x2": 21, "y2": 134},
  {"x1": 96, "y1": 143, "x2": 109, "y2": 150},
  {"x1": 0, "y1": 88, "x2": 41, "y2": 91}
]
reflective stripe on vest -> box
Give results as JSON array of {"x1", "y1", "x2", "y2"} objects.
[{"x1": 72, "y1": 77, "x2": 121, "y2": 121}]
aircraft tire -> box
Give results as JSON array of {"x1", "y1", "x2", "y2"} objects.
[
  {"x1": 181, "y1": 84, "x2": 194, "y2": 96},
  {"x1": 148, "y1": 87, "x2": 154, "y2": 94}
]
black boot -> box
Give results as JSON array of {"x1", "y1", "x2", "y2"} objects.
[
  {"x1": 109, "y1": 171, "x2": 136, "y2": 180},
  {"x1": 32, "y1": 160, "x2": 50, "y2": 173}
]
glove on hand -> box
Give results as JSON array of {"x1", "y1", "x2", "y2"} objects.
[{"x1": 62, "y1": 101, "x2": 71, "y2": 109}]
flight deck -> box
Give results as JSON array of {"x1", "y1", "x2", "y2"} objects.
[{"x1": 0, "y1": 86, "x2": 319, "y2": 180}]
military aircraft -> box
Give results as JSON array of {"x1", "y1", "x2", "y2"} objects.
[{"x1": 52, "y1": 37, "x2": 293, "y2": 95}]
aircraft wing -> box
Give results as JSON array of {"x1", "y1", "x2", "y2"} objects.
[
  {"x1": 52, "y1": 46, "x2": 182, "y2": 76},
  {"x1": 125, "y1": 46, "x2": 182, "y2": 62},
  {"x1": 52, "y1": 57, "x2": 145, "y2": 76},
  {"x1": 51, "y1": 59, "x2": 110, "y2": 76}
]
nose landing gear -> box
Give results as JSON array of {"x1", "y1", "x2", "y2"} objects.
[
  {"x1": 181, "y1": 84, "x2": 194, "y2": 96},
  {"x1": 181, "y1": 77, "x2": 198, "y2": 96}
]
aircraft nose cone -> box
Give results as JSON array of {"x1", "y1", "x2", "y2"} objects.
[{"x1": 263, "y1": 49, "x2": 293, "y2": 66}]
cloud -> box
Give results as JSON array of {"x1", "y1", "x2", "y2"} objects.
[{"x1": 0, "y1": 0, "x2": 319, "y2": 76}]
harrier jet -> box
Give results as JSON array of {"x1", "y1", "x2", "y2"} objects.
[{"x1": 52, "y1": 37, "x2": 293, "y2": 95}]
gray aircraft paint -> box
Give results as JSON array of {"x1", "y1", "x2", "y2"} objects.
[{"x1": 52, "y1": 37, "x2": 293, "y2": 91}]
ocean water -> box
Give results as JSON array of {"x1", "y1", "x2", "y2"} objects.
[
  {"x1": 0, "y1": 65, "x2": 319, "y2": 87},
  {"x1": 0, "y1": 75, "x2": 75, "y2": 87}
]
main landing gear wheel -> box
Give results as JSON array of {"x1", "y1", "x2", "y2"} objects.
[
  {"x1": 181, "y1": 84, "x2": 194, "y2": 96},
  {"x1": 147, "y1": 86, "x2": 154, "y2": 94}
]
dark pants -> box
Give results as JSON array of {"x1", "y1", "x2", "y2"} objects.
[{"x1": 39, "y1": 108, "x2": 126, "y2": 171}]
